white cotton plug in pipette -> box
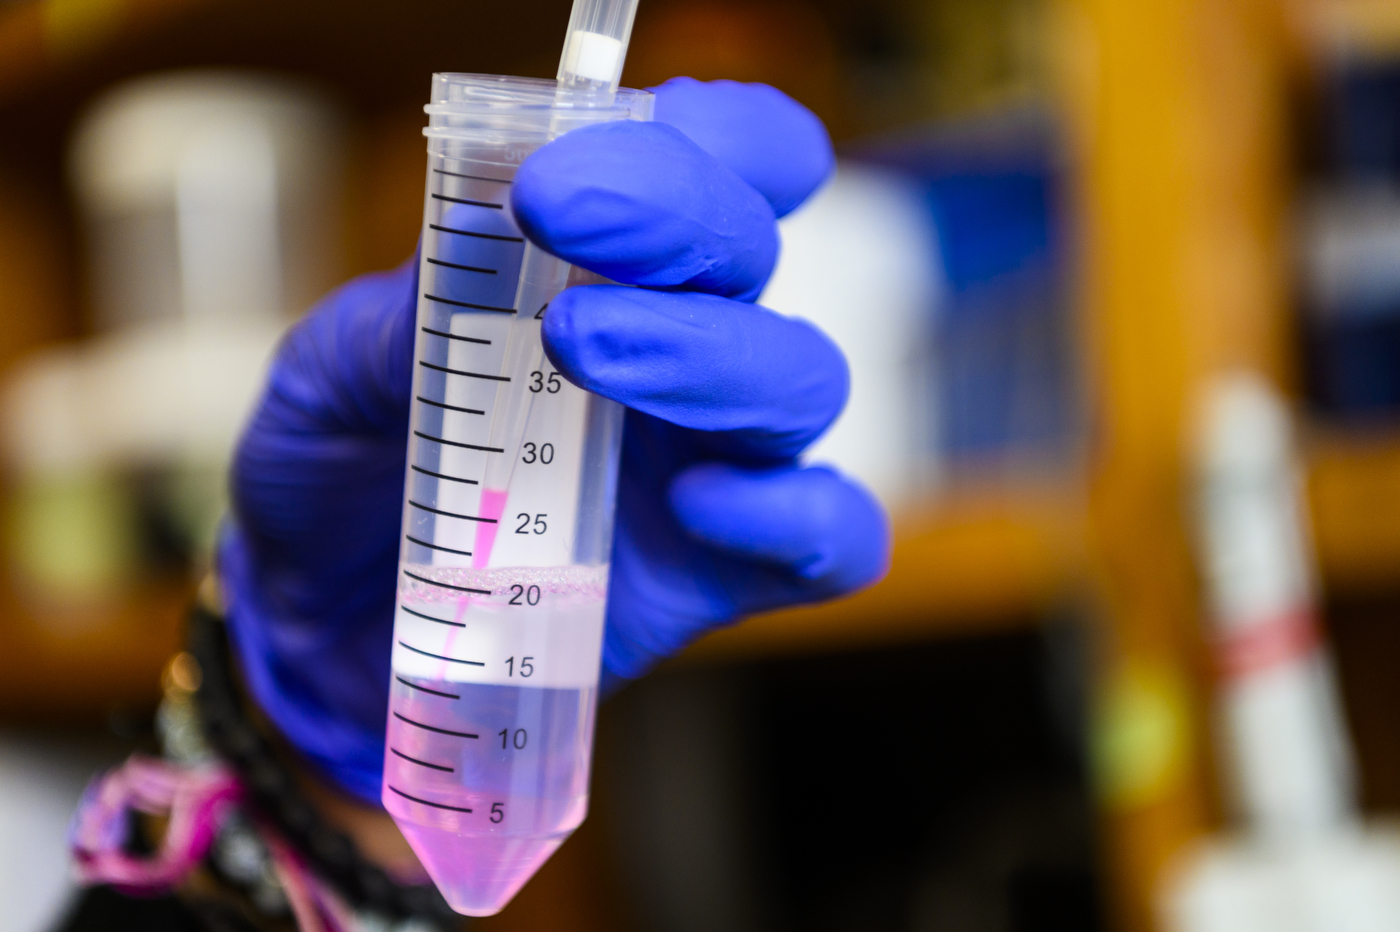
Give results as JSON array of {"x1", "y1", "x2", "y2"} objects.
[
  {"x1": 381, "y1": 0, "x2": 646, "y2": 917},
  {"x1": 557, "y1": 0, "x2": 640, "y2": 94}
]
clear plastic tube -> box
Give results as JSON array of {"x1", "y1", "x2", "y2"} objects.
[{"x1": 382, "y1": 73, "x2": 652, "y2": 916}]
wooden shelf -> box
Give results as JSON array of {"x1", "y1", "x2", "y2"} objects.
[
  {"x1": 0, "y1": 0, "x2": 207, "y2": 106},
  {"x1": 1309, "y1": 429, "x2": 1400, "y2": 592},
  {"x1": 0, "y1": 575, "x2": 190, "y2": 721},
  {"x1": 1287, "y1": 0, "x2": 1400, "y2": 60},
  {"x1": 681, "y1": 422, "x2": 1400, "y2": 664},
  {"x1": 684, "y1": 485, "x2": 1085, "y2": 661}
]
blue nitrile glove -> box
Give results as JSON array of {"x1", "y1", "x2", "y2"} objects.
[{"x1": 219, "y1": 78, "x2": 890, "y2": 803}]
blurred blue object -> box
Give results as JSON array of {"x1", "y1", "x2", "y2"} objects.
[
  {"x1": 1303, "y1": 57, "x2": 1400, "y2": 419},
  {"x1": 1329, "y1": 61, "x2": 1400, "y2": 178},
  {"x1": 848, "y1": 109, "x2": 1076, "y2": 464}
]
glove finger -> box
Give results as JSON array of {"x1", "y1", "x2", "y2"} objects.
[
  {"x1": 652, "y1": 77, "x2": 833, "y2": 219},
  {"x1": 511, "y1": 120, "x2": 778, "y2": 301},
  {"x1": 542, "y1": 284, "x2": 847, "y2": 460},
  {"x1": 668, "y1": 462, "x2": 890, "y2": 594},
  {"x1": 599, "y1": 422, "x2": 890, "y2": 682}
]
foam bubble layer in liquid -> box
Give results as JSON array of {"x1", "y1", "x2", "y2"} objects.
[
  {"x1": 385, "y1": 564, "x2": 607, "y2": 914},
  {"x1": 392, "y1": 564, "x2": 607, "y2": 688}
]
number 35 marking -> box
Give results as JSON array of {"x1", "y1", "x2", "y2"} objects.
[{"x1": 528, "y1": 370, "x2": 561, "y2": 394}]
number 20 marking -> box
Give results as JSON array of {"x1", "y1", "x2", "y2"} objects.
[{"x1": 508, "y1": 586, "x2": 540, "y2": 606}]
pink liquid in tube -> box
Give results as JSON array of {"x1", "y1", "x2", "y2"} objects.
[
  {"x1": 385, "y1": 676, "x2": 596, "y2": 913},
  {"x1": 386, "y1": 568, "x2": 610, "y2": 914},
  {"x1": 472, "y1": 489, "x2": 509, "y2": 569}
]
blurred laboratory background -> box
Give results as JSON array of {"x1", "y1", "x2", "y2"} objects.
[{"x1": 3, "y1": 0, "x2": 1400, "y2": 930}]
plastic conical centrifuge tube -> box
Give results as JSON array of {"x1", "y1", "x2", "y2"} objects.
[{"x1": 381, "y1": 72, "x2": 652, "y2": 917}]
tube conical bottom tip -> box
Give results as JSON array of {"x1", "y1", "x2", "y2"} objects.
[{"x1": 397, "y1": 822, "x2": 572, "y2": 916}]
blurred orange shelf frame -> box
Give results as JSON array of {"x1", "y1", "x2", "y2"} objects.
[
  {"x1": 0, "y1": 578, "x2": 189, "y2": 719},
  {"x1": 686, "y1": 487, "x2": 1086, "y2": 661},
  {"x1": 1309, "y1": 430, "x2": 1400, "y2": 592},
  {"x1": 0, "y1": 0, "x2": 206, "y2": 104}
]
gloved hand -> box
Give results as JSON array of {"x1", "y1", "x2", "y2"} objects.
[{"x1": 220, "y1": 77, "x2": 891, "y2": 803}]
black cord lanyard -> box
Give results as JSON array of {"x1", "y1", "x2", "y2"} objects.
[{"x1": 187, "y1": 605, "x2": 459, "y2": 928}]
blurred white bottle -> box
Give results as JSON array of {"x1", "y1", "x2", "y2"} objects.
[
  {"x1": 1164, "y1": 372, "x2": 1400, "y2": 932},
  {"x1": 2, "y1": 72, "x2": 344, "y2": 603},
  {"x1": 758, "y1": 162, "x2": 943, "y2": 507}
]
